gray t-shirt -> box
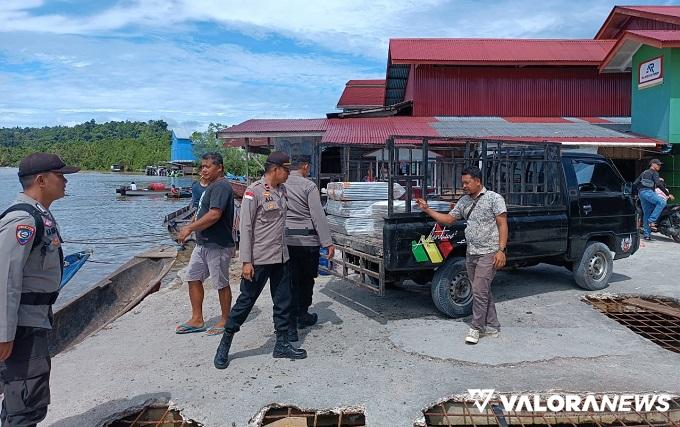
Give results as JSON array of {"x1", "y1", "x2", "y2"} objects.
[
  {"x1": 449, "y1": 188, "x2": 507, "y2": 255},
  {"x1": 196, "y1": 178, "x2": 234, "y2": 248}
]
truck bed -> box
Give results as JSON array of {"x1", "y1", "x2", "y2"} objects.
[{"x1": 331, "y1": 232, "x2": 384, "y2": 257}]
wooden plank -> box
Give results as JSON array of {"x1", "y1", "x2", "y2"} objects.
[
  {"x1": 266, "y1": 417, "x2": 307, "y2": 427},
  {"x1": 624, "y1": 297, "x2": 680, "y2": 319}
]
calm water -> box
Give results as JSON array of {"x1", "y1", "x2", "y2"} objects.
[{"x1": 0, "y1": 168, "x2": 195, "y2": 304}]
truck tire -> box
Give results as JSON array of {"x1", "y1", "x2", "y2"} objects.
[
  {"x1": 431, "y1": 257, "x2": 473, "y2": 318},
  {"x1": 572, "y1": 241, "x2": 613, "y2": 291}
]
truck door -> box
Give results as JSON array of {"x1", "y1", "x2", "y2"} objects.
[{"x1": 571, "y1": 158, "x2": 630, "y2": 236}]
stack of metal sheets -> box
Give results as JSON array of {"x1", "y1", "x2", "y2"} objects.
[
  {"x1": 327, "y1": 215, "x2": 383, "y2": 236},
  {"x1": 326, "y1": 182, "x2": 405, "y2": 201},
  {"x1": 370, "y1": 200, "x2": 453, "y2": 217},
  {"x1": 324, "y1": 200, "x2": 375, "y2": 218}
]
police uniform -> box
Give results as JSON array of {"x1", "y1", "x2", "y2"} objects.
[
  {"x1": 214, "y1": 152, "x2": 306, "y2": 369},
  {"x1": 0, "y1": 194, "x2": 63, "y2": 426},
  {"x1": 224, "y1": 178, "x2": 291, "y2": 333},
  {"x1": 0, "y1": 152, "x2": 78, "y2": 426},
  {"x1": 285, "y1": 166, "x2": 332, "y2": 330}
]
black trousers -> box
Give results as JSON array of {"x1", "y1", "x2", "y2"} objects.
[
  {"x1": 287, "y1": 245, "x2": 320, "y2": 320},
  {"x1": 0, "y1": 327, "x2": 51, "y2": 427},
  {"x1": 225, "y1": 262, "x2": 291, "y2": 334}
]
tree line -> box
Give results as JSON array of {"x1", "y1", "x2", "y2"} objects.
[
  {"x1": 0, "y1": 119, "x2": 171, "y2": 171},
  {"x1": 0, "y1": 119, "x2": 263, "y2": 175}
]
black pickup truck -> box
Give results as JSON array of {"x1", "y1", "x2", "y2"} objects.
[{"x1": 321, "y1": 137, "x2": 639, "y2": 318}]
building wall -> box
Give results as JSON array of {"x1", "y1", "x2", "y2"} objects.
[
  {"x1": 411, "y1": 65, "x2": 631, "y2": 117},
  {"x1": 631, "y1": 46, "x2": 677, "y2": 143},
  {"x1": 170, "y1": 137, "x2": 195, "y2": 163},
  {"x1": 273, "y1": 136, "x2": 322, "y2": 177}
]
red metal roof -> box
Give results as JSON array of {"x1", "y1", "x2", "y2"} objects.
[
  {"x1": 596, "y1": 6, "x2": 680, "y2": 39},
  {"x1": 600, "y1": 30, "x2": 680, "y2": 71},
  {"x1": 345, "y1": 80, "x2": 386, "y2": 86},
  {"x1": 388, "y1": 39, "x2": 616, "y2": 65},
  {"x1": 337, "y1": 80, "x2": 385, "y2": 109},
  {"x1": 220, "y1": 119, "x2": 328, "y2": 134},
  {"x1": 322, "y1": 117, "x2": 437, "y2": 145}
]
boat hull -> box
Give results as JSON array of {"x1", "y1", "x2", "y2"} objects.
[{"x1": 49, "y1": 246, "x2": 177, "y2": 355}]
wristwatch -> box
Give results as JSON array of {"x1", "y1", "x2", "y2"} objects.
[{"x1": 499, "y1": 247, "x2": 507, "y2": 253}]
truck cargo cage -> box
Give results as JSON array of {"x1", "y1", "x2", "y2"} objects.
[{"x1": 319, "y1": 136, "x2": 566, "y2": 296}]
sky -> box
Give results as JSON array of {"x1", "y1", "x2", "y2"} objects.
[{"x1": 1, "y1": 0, "x2": 679, "y2": 133}]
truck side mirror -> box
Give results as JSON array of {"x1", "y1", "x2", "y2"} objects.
[{"x1": 623, "y1": 182, "x2": 633, "y2": 196}]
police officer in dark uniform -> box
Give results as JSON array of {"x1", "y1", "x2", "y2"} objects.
[
  {"x1": 0, "y1": 153, "x2": 79, "y2": 426},
  {"x1": 214, "y1": 152, "x2": 307, "y2": 370},
  {"x1": 284, "y1": 155, "x2": 334, "y2": 342}
]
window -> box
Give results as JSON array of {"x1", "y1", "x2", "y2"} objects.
[{"x1": 572, "y1": 160, "x2": 623, "y2": 192}]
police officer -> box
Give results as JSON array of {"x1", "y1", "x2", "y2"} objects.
[
  {"x1": 284, "y1": 154, "x2": 334, "y2": 342},
  {"x1": 0, "y1": 153, "x2": 79, "y2": 426},
  {"x1": 214, "y1": 152, "x2": 306, "y2": 369}
]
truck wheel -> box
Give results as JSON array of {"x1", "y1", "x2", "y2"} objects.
[
  {"x1": 572, "y1": 242, "x2": 613, "y2": 291},
  {"x1": 431, "y1": 258, "x2": 473, "y2": 318}
]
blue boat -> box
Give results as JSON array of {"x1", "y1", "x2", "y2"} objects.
[{"x1": 60, "y1": 250, "x2": 91, "y2": 289}]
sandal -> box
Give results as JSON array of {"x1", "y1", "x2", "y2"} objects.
[
  {"x1": 206, "y1": 326, "x2": 225, "y2": 336},
  {"x1": 175, "y1": 322, "x2": 207, "y2": 334}
]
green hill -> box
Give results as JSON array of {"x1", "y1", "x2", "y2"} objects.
[{"x1": 0, "y1": 119, "x2": 171, "y2": 171}]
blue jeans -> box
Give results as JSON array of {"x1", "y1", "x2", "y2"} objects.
[{"x1": 639, "y1": 189, "x2": 667, "y2": 237}]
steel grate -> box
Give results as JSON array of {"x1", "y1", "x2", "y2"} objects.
[
  {"x1": 423, "y1": 396, "x2": 680, "y2": 427},
  {"x1": 106, "y1": 404, "x2": 200, "y2": 426},
  {"x1": 261, "y1": 406, "x2": 366, "y2": 426},
  {"x1": 584, "y1": 296, "x2": 680, "y2": 353}
]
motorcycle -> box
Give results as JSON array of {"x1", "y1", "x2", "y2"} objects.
[
  {"x1": 655, "y1": 204, "x2": 680, "y2": 243},
  {"x1": 635, "y1": 198, "x2": 680, "y2": 243}
]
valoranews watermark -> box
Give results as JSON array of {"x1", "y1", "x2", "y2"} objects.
[{"x1": 468, "y1": 389, "x2": 673, "y2": 413}]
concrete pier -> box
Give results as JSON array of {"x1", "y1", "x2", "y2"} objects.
[{"x1": 45, "y1": 237, "x2": 680, "y2": 426}]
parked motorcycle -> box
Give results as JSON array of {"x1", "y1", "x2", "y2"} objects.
[
  {"x1": 655, "y1": 204, "x2": 680, "y2": 243},
  {"x1": 635, "y1": 199, "x2": 680, "y2": 243}
]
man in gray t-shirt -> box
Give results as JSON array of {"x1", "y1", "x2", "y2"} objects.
[
  {"x1": 416, "y1": 165, "x2": 508, "y2": 345},
  {"x1": 177, "y1": 152, "x2": 235, "y2": 336}
]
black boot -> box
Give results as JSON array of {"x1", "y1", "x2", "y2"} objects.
[
  {"x1": 273, "y1": 332, "x2": 307, "y2": 359},
  {"x1": 288, "y1": 317, "x2": 299, "y2": 342},
  {"x1": 214, "y1": 331, "x2": 234, "y2": 369},
  {"x1": 298, "y1": 312, "x2": 318, "y2": 329}
]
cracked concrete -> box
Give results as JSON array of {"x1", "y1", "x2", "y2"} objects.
[{"x1": 44, "y1": 237, "x2": 680, "y2": 426}]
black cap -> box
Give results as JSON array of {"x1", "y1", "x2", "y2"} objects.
[
  {"x1": 650, "y1": 158, "x2": 663, "y2": 166},
  {"x1": 291, "y1": 154, "x2": 311, "y2": 164},
  {"x1": 18, "y1": 153, "x2": 80, "y2": 177},
  {"x1": 266, "y1": 151, "x2": 291, "y2": 167}
]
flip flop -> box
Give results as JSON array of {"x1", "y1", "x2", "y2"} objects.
[
  {"x1": 206, "y1": 326, "x2": 225, "y2": 336},
  {"x1": 175, "y1": 323, "x2": 207, "y2": 334}
]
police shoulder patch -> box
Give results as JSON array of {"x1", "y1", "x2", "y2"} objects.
[{"x1": 16, "y1": 224, "x2": 36, "y2": 246}]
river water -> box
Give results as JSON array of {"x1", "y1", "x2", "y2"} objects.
[{"x1": 0, "y1": 168, "x2": 195, "y2": 305}]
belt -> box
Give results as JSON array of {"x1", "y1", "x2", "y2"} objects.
[
  {"x1": 20, "y1": 291, "x2": 59, "y2": 306},
  {"x1": 286, "y1": 228, "x2": 318, "y2": 236}
]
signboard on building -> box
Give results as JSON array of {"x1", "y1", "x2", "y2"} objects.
[{"x1": 638, "y1": 56, "x2": 663, "y2": 89}]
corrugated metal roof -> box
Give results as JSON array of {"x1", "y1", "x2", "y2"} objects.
[
  {"x1": 624, "y1": 29, "x2": 680, "y2": 44},
  {"x1": 218, "y1": 116, "x2": 658, "y2": 147},
  {"x1": 388, "y1": 39, "x2": 616, "y2": 65},
  {"x1": 322, "y1": 117, "x2": 437, "y2": 145},
  {"x1": 595, "y1": 6, "x2": 680, "y2": 39},
  {"x1": 346, "y1": 80, "x2": 386, "y2": 86},
  {"x1": 220, "y1": 119, "x2": 328, "y2": 134},
  {"x1": 619, "y1": 6, "x2": 680, "y2": 20},
  {"x1": 337, "y1": 80, "x2": 385, "y2": 109},
  {"x1": 600, "y1": 30, "x2": 680, "y2": 71}
]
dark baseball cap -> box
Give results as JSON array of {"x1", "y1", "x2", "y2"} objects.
[
  {"x1": 291, "y1": 154, "x2": 311, "y2": 164},
  {"x1": 18, "y1": 153, "x2": 80, "y2": 177},
  {"x1": 266, "y1": 151, "x2": 291, "y2": 168},
  {"x1": 649, "y1": 158, "x2": 663, "y2": 166}
]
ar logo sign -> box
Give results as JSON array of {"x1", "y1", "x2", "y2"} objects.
[{"x1": 639, "y1": 57, "x2": 663, "y2": 88}]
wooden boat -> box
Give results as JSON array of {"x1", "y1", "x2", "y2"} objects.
[
  {"x1": 49, "y1": 246, "x2": 177, "y2": 355},
  {"x1": 165, "y1": 190, "x2": 192, "y2": 199},
  {"x1": 60, "y1": 250, "x2": 92, "y2": 289},
  {"x1": 116, "y1": 187, "x2": 166, "y2": 197},
  {"x1": 163, "y1": 204, "x2": 196, "y2": 238}
]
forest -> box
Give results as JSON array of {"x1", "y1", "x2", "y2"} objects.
[{"x1": 0, "y1": 120, "x2": 171, "y2": 171}]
